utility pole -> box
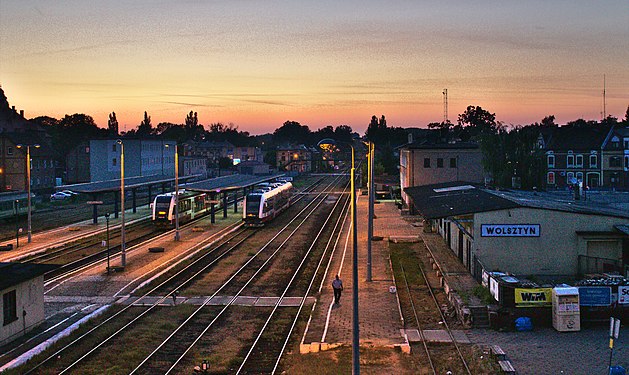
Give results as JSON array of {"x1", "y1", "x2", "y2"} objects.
[{"x1": 443, "y1": 88, "x2": 448, "y2": 123}]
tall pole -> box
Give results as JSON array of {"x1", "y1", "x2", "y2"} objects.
[
  {"x1": 118, "y1": 140, "x2": 126, "y2": 268},
  {"x1": 367, "y1": 142, "x2": 374, "y2": 282},
  {"x1": 350, "y1": 145, "x2": 359, "y2": 375},
  {"x1": 26, "y1": 146, "x2": 32, "y2": 243},
  {"x1": 174, "y1": 145, "x2": 180, "y2": 241},
  {"x1": 17, "y1": 144, "x2": 39, "y2": 243},
  {"x1": 105, "y1": 213, "x2": 110, "y2": 274}
]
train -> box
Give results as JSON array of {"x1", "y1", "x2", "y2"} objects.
[
  {"x1": 152, "y1": 190, "x2": 211, "y2": 226},
  {"x1": 243, "y1": 181, "x2": 294, "y2": 227},
  {"x1": 0, "y1": 191, "x2": 34, "y2": 220}
]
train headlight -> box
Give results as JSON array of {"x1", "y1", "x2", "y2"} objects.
[{"x1": 158, "y1": 211, "x2": 166, "y2": 215}]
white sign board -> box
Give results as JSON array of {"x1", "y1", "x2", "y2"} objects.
[
  {"x1": 481, "y1": 224, "x2": 540, "y2": 237},
  {"x1": 619, "y1": 286, "x2": 629, "y2": 304},
  {"x1": 490, "y1": 277, "x2": 500, "y2": 302}
]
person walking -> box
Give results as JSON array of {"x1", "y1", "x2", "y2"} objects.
[{"x1": 332, "y1": 275, "x2": 343, "y2": 305}]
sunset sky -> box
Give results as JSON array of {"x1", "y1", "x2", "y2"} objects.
[{"x1": 1, "y1": 0, "x2": 628, "y2": 134}]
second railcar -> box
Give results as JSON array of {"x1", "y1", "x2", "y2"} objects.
[{"x1": 243, "y1": 182, "x2": 293, "y2": 227}]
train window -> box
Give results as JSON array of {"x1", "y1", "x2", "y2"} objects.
[{"x1": 156, "y1": 196, "x2": 171, "y2": 204}]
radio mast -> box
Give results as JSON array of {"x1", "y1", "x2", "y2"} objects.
[{"x1": 442, "y1": 89, "x2": 448, "y2": 123}]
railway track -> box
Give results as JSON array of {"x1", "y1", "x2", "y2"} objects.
[
  {"x1": 18, "y1": 175, "x2": 336, "y2": 374},
  {"x1": 397, "y1": 254, "x2": 473, "y2": 375}
]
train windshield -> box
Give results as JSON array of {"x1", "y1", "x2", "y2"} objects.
[
  {"x1": 246, "y1": 195, "x2": 261, "y2": 214},
  {"x1": 156, "y1": 196, "x2": 171, "y2": 204}
]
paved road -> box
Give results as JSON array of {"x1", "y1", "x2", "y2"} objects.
[{"x1": 467, "y1": 325, "x2": 629, "y2": 374}]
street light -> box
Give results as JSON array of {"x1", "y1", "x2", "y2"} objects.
[
  {"x1": 117, "y1": 139, "x2": 126, "y2": 268},
  {"x1": 164, "y1": 143, "x2": 180, "y2": 241},
  {"x1": 16, "y1": 143, "x2": 40, "y2": 243},
  {"x1": 317, "y1": 138, "x2": 359, "y2": 375},
  {"x1": 364, "y1": 140, "x2": 374, "y2": 282}
]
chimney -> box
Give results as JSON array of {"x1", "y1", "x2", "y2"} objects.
[
  {"x1": 11, "y1": 106, "x2": 15, "y2": 112},
  {"x1": 19, "y1": 110, "x2": 24, "y2": 117}
]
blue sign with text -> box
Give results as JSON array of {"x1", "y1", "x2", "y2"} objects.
[{"x1": 578, "y1": 287, "x2": 611, "y2": 306}]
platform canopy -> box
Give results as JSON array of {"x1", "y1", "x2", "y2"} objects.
[
  {"x1": 57, "y1": 174, "x2": 203, "y2": 194},
  {"x1": 183, "y1": 174, "x2": 286, "y2": 194}
]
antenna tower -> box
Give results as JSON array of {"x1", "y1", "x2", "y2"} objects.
[
  {"x1": 442, "y1": 89, "x2": 448, "y2": 123},
  {"x1": 602, "y1": 74, "x2": 606, "y2": 121}
]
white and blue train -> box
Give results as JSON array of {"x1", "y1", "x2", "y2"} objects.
[
  {"x1": 152, "y1": 190, "x2": 210, "y2": 227},
  {"x1": 243, "y1": 182, "x2": 293, "y2": 227}
]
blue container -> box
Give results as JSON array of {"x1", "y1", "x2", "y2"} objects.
[
  {"x1": 609, "y1": 366, "x2": 626, "y2": 375},
  {"x1": 515, "y1": 316, "x2": 533, "y2": 331}
]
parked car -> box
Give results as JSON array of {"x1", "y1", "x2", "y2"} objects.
[
  {"x1": 60, "y1": 190, "x2": 79, "y2": 196},
  {"x1": 50, "y1": 192, "x2": 71, "y2": 201}
]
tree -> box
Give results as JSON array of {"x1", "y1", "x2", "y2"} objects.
[
  {"x1": 185, "y1": 111, "x2": 198, "y2": 128},
  {"x1": 108, "y1": 112, "x2": 119, "y2": 135},
  {"x1": 136, "y1": 111, "x2": 153, "y2": 136},
  {"x1": 273, "y1": 121, "x2": 311, "y2": 145},
  {"x1": 334, "y1": 125, "x2": 353, "y2": 143},
  {"x1": 624, "y1": 106, "x2": 629, "y2": 124},
  {"x1": 540, "y1": 115, "x2": 556, "y2": 127},
  {"x1": 458, "y1": 105, "x2": 496, "y2": 130}
]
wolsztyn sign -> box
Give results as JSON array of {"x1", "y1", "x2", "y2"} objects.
[{"x1": 481, "y1": 224, "x2": 540, "y2": 237}]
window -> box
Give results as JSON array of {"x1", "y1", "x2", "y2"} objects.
[
  {"x1": 85, "y1": 147, "x2": 90, "y2": 153},
  {"x1": 625, "y1": 156, "x2": 629, "y2": 169},
  {"x1": 575, "y1": 155, "x2": 583, "y2": 167},
  {"x1": 112, "y1": 158, "x2": 117, "y2": 166},
  {"x1": 547, "y1": 155, "x2": 555, "y2": 168},
  {"x1": 547, "y1": 172, "x2": 555, "y2": 185},
  {"x1": 576, "y1": 172, "x2": 583, "y2": 182},
  {"x1": 423, "y1": 158, "x2": 430, "y2": 168},
  {"x1": 610, "y1": 156, "x2": 622, "y2": 167},
  {"x1": 567, "y1": 154, "x2": 574, "y2": 167},
  {"x1": 589, "y1": 155, "x2": 597, "y2": 168},
  {"x1": 450, "y1": 158, "x2": 457, "y2": 168},
  {"x1": 3, "y1": 290, "x2": 17, "y2": 325},
  {"x1": 567, "y1": 172, "x2": 574, "y2": 182},
  {"x1": 437, "y1": 158, "x2": 443, "y2": 168},
  {"x1": 7, "y1": 147, "x2": 13, "y2": 156},
  {"x1": 624, "y1": 139, "x2": 629, "y2": 149},
  {"x1": 112, "y1": 144, "x2": 117, "y2": 152}
]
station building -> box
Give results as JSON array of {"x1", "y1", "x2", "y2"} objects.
[
  {"x1": 1, "y1": 263, "x2": 58, "y2": 346},
  {"x1": 404, "y1": 182, "x2": 629, "y2": 280}
]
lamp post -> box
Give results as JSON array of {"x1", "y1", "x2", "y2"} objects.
[
  {"x1": 16, "y1": 143, "x2": 40, "y2": 243},
  {"x1": 165, "y1": 143, "x2": 180, "y2": 241},
  {"x1": 117, "y1": 139, "x2": 126, "y2": 268},
  {"x1": 365, "y1": 141, "x2": 374, "y2": 282},
  {"x1": 317, "y1": 138, "x2": 359, "y2": 375},
  {"x1": 105, "y1": 213, "x2": 110, "y2": 274},
  {"x1": 14, "y1": 199, "x2": 19, "y2": 248}
]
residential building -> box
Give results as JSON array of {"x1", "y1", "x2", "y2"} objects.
[
  {"x1": 180, "y1": 156, "x2": 207, "y2": 179},
  {"x1": 399, "y1": 141, "x2": 485, "y2": 210},
  {"x1": 66, "y1": 139, "x2": 175, "y2": 183},
  {"x1": 276, "y1": 145, "x2": 314, "y2": 173},
  {"x1": 237, "y1": 160, "x2": 270, "y2": 175},
  {"x1": 0, "y1": 133, "x2": 56, "y2": 192},
  {"x1": 543, "y1": 124, "x2": 613, "y2": 189},
  {"x1": 602, "y1": 126, "x2": 629, "y2": 189}
]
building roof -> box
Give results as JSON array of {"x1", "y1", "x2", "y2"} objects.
[
  {"x1": 404, "y1": 182, "x2": 519, "y2": 219},
  {"x1": 546, "y1": 124, "x2": 613, "y2": 151},
  {"x1": 402, "y1": 140, "x2": 479, "y2": 150},
  {"x1": 0, "y1": 262, "x2": 59, "y2": 291},
  {"x1": 405, "y1": 182, "x2": 629, "y2": 220}
]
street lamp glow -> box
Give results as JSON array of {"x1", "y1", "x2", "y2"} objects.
[
  {"x1": 16, "y1": 143, "x2": 40, "y2": 243},
  {"x1": 317, "y1": 138, "x2": 360, "y2": 375},
  {"x1": 165, "y1": 143, "x2": 180, "y2": 241},
  {"x1": 117, "y1": 139, "x2": 126, "y2": 268}
]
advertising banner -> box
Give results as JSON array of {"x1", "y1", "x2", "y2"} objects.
[
  {"x1": 579, "y1": 287, "x2": 612, "y2": 306},
  {"x1": 515, "y1": 288, "x2": 552, "y2": 307},
  {"x1": 619, "y1": 286, "x2": 629, "y2": 304}
]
